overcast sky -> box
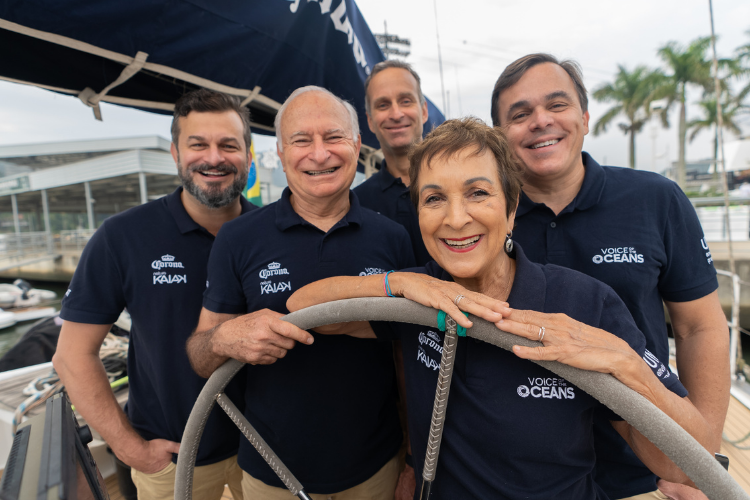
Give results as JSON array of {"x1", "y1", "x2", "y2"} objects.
[{"x1": 1, "y1": 0, "x2": 748, "y2": 172}]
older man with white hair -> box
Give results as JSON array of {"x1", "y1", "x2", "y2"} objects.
[{"x1": 187, "y1": 86, "x2": 414, "y2": 499}]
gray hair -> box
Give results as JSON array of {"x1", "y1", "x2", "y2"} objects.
[
  {"x1": 275, "y1": 86, "x2": 360, "y2": 151},
  {"x1": 364, "y1": 60, "x2": 425, "y2": 114}
]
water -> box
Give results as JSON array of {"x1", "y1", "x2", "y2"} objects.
[{"x1": 0, "y1": 280, "x2": 68, "y2": 359}]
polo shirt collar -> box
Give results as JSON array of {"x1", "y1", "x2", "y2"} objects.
[
  {"x1": 426, "y1": 242, "x2": 546, "y2": 313},
  {"x1": 167, "y1": 186, "x2": 255, "y2": 235},
  {"x1": 373, "y1": 160, "x2": 404, "y2": 191},
  {"x1": 274, "y1": 187, "x2": 364, "y2": 231},
  {"x1": 506, "y1": 243, "x2": 546, "y2": 312},
  {"x1": 516, "y1": 152, "x2": 606, "y2": 217}
]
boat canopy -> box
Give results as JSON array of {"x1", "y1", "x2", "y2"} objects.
[{"x1": 0, "y1": 0, "x2": 445, "y2": 149}]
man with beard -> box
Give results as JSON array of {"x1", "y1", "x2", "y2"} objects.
[{"x1": 54, "y1": 89, "x2": 255, "y2": 500}]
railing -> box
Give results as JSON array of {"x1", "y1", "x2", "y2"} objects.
[
  {"x1": 0, "y1": 229, "x2": 96, "y2": 270},
  {"x1": 55, "y1": 229, "x2": 95, "y2": 252},
  {"x1": 717, "y1": 269, "x2": 745, "y2": 379}
]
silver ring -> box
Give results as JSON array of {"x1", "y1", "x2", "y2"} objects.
[
  {"x1": 454, "y1": 294, "x2": 465, "y2": 307},
  {"x1": 538, "y1": 326, "x2": 545, "y2": 343}
]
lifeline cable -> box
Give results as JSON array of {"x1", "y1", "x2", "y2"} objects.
[{"x1": 420, "y1": 314, "x2": 458, "y2": 499}]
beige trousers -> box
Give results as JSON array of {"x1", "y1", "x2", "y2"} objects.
[
  {"x1": 240, "y1": 454, "x2": 400, "y2": 500},
  {"x1": 619, "y1": 490, "x2": 670, "y2": 500},
  {"x1": 130, "y1": 454, "x2": 243, "y2": 500}
]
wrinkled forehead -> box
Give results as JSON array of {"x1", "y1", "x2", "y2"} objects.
[{"x1": 281, "y1": 91, "x2": 352, "y2": 139}]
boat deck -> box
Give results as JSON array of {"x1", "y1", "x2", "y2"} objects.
[{"x1": 721, "y1": 392, "x2": 750, "y2": 492}]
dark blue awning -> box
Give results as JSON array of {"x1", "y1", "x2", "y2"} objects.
[{"x1": 0, "y1": 0, "x2": 444, "y2": 149}]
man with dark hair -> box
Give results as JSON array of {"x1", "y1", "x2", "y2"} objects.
[
  {"x1": 355, "y1": 60, "x2": 431, "y2": 265},
  {"x1": 53, "y1": 88, "x2": 255, "y2": 500},
  {"x1": 491, "y1": 54, "x2": 729, "y2": 500}
]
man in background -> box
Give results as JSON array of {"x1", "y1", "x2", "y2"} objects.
[{"x1": 355, "y1": 60, "x2": 431, "y2": 266}]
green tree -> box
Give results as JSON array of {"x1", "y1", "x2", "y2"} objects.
[
  {"x1": 592, "y1": 65, "x2": 663, "y2": 169},
  {"x1": 687, "y1": 96, "x2": 742, "y2": 174},
  {"x1": 735, "y1": 29, "x2": 750, "y2": 107},
  {"x1": 656, "y1": 37, "x2": 714, "y2": 188}
]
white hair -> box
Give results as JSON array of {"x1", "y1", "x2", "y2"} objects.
[{"x1": 275, "y1": 85, "x2": 360, "y2": 151}]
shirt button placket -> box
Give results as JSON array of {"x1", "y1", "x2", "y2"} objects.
[{"x1": 547, "y1": 220, "x2": 565, "y2": 262}]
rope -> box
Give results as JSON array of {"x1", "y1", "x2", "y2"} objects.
[{"x1": 11, "y1": 332, "x2": 129, "y2": 434}]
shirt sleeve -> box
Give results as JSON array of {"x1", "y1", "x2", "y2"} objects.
[
  {"x1": 203, "y1": 227, "x2": 248, "y2": 314},
  {"x1": 59, "y1": 223, "x2": 125, "y2": 325},
  {"x1": 598, "y1": 289, "x2": 688, "y2": 421},
  {"x1": 658, "y1": 184, "x2": 718, "y2": 302}
]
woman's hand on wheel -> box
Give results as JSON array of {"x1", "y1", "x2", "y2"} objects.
[
  {"x1": 389, "y1": 272, "x2": 511, "y2": 329},
  {"x1": 497, "y1": 309, "x2": 641, "y2": 379}
]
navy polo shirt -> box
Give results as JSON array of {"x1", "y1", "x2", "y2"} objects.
[
  {"x1": 375, "y1": 245, "x2": 686, "y2": 500},
  {"x1": 354, "y1": 160, "x2": 433, "y2": 266},
  {"x1": 60, "y1": 187, "x2": 255, "y2": 466},
  {"x1": 203, "y1": 188, "x2": 414, "y2": 493},
  {"x1": 513, "y1": 153, "x2": 718, "y2": 498}
]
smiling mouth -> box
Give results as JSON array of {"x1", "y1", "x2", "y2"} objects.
[
  {"x1": 198, "y1": 170, "x2": 230, "y2": 178},
  {"x1": 305, "y1": 167, "x2": 339, "y2": 176},
  {"x1": 529, "y1": 139, "x2": 560, "y2": 149},
  {"x1": 442, "y1": 235, "x2": 482, "y2": 250}
]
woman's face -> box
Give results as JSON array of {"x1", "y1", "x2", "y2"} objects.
[{"x1": 417, "y1": 148, "x2": 516, "y2": 281}]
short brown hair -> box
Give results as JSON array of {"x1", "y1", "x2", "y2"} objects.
[
  {"x1": 408, "y1": 117, "x2": 522, "y2": 217},
  {"x1": 364, "y1": 60, "x2": 425, "y2": 114},
  {"x1": 171, "y1": 89, "x2": 252, "y2": 149},
  {"x1": 490, "y1": 53, "x2": 588, "y2": 126}
]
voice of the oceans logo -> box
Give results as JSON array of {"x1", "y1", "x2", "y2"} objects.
[
  {"x1": 592, "y1": 247, "x2": 644, "y2": 264},
  {"x1": 517, "y1": 377, "x2": 576, "y2": 400},
  {"x1": 359, "y1": 267, "x2": 386, "y2": 276}
]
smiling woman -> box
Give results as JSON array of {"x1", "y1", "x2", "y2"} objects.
[{"x1": 287, "y1": 118, "x2": 713, "y2": 499}]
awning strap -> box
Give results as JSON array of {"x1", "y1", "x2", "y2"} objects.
[{"x1": 78, "y1": 51, "x2": 149, "y2": 120}]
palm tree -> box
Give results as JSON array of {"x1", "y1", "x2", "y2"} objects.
[
  {"x1": 656, "y1": 37, "x2": 714, "y2": 188},
  {"x1": 592, "y1": 65, "x2": 664, "y2": 169},
  {"x1": 687, "y1": 95, "x2": 742, "y2": 175},
  {"x1": 735, "y1": 30, "x2": 750, "y2": 108}
]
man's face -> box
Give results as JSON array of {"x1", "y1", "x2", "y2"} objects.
[
  {"x1": 366, "y1": 68, "x2": 428, "y2": 155},
  {"x1": 171, "y1": 110, "x2": 250, "y2": 209},
  {"x1": 277, "y1": 91, "x2": 361, "y2": 206},
  {"x1": 496, "y1": 63, "x2": 589, "y2": 183}
]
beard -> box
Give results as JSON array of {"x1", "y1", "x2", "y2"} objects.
[{"x1": 178, "y1": 161, "x2": 248, "y2": 209}]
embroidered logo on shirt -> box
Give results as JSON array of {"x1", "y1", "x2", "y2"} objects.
[
  {"x1": 642, "y1": 349, "x2": 670, "y2": 380},
  {"x1": 260, "y1": 281, "x2": 292, "y2": 294},
  {"x1": 419, "y1": 331, "x2": 443, "y2": 355},
  {"x1": 152, "y1": 254, "x2": 187, "y2": 285},
  {"x1": 592, "y1": 247, "x2": 644, "y2": 264},
  {"x1": 417, "y1": 330, "x2": 442, "y2": 371},
  {"x1": 259, "y1": 262, "x2": 289, "y2": 279},
  {"x1": 701, "y1": 238, "x2": 713, "y2": 265},
  {"x1": 151, "y1": 254, "x2": 185, "y2": 269},
  {"x1": 517, "y1": 377, "x2": 576, "y2": 400},
  {"x1": 417, "y1": 346, "x2": 440, "y2": 371},
  {"x1": 258, "y1": 262, "x2": 292, "y2": 294},
  {"x1": 359, "y1": 267, "x2": 386, "y2": 276}
]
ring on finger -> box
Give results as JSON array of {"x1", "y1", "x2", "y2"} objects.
[
  {"x1": 454, "y1": 294, "x2": 465, "y2": 307},
  {"x1": 538, "y1": 326, "x2": 545, "y2": 343}
]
